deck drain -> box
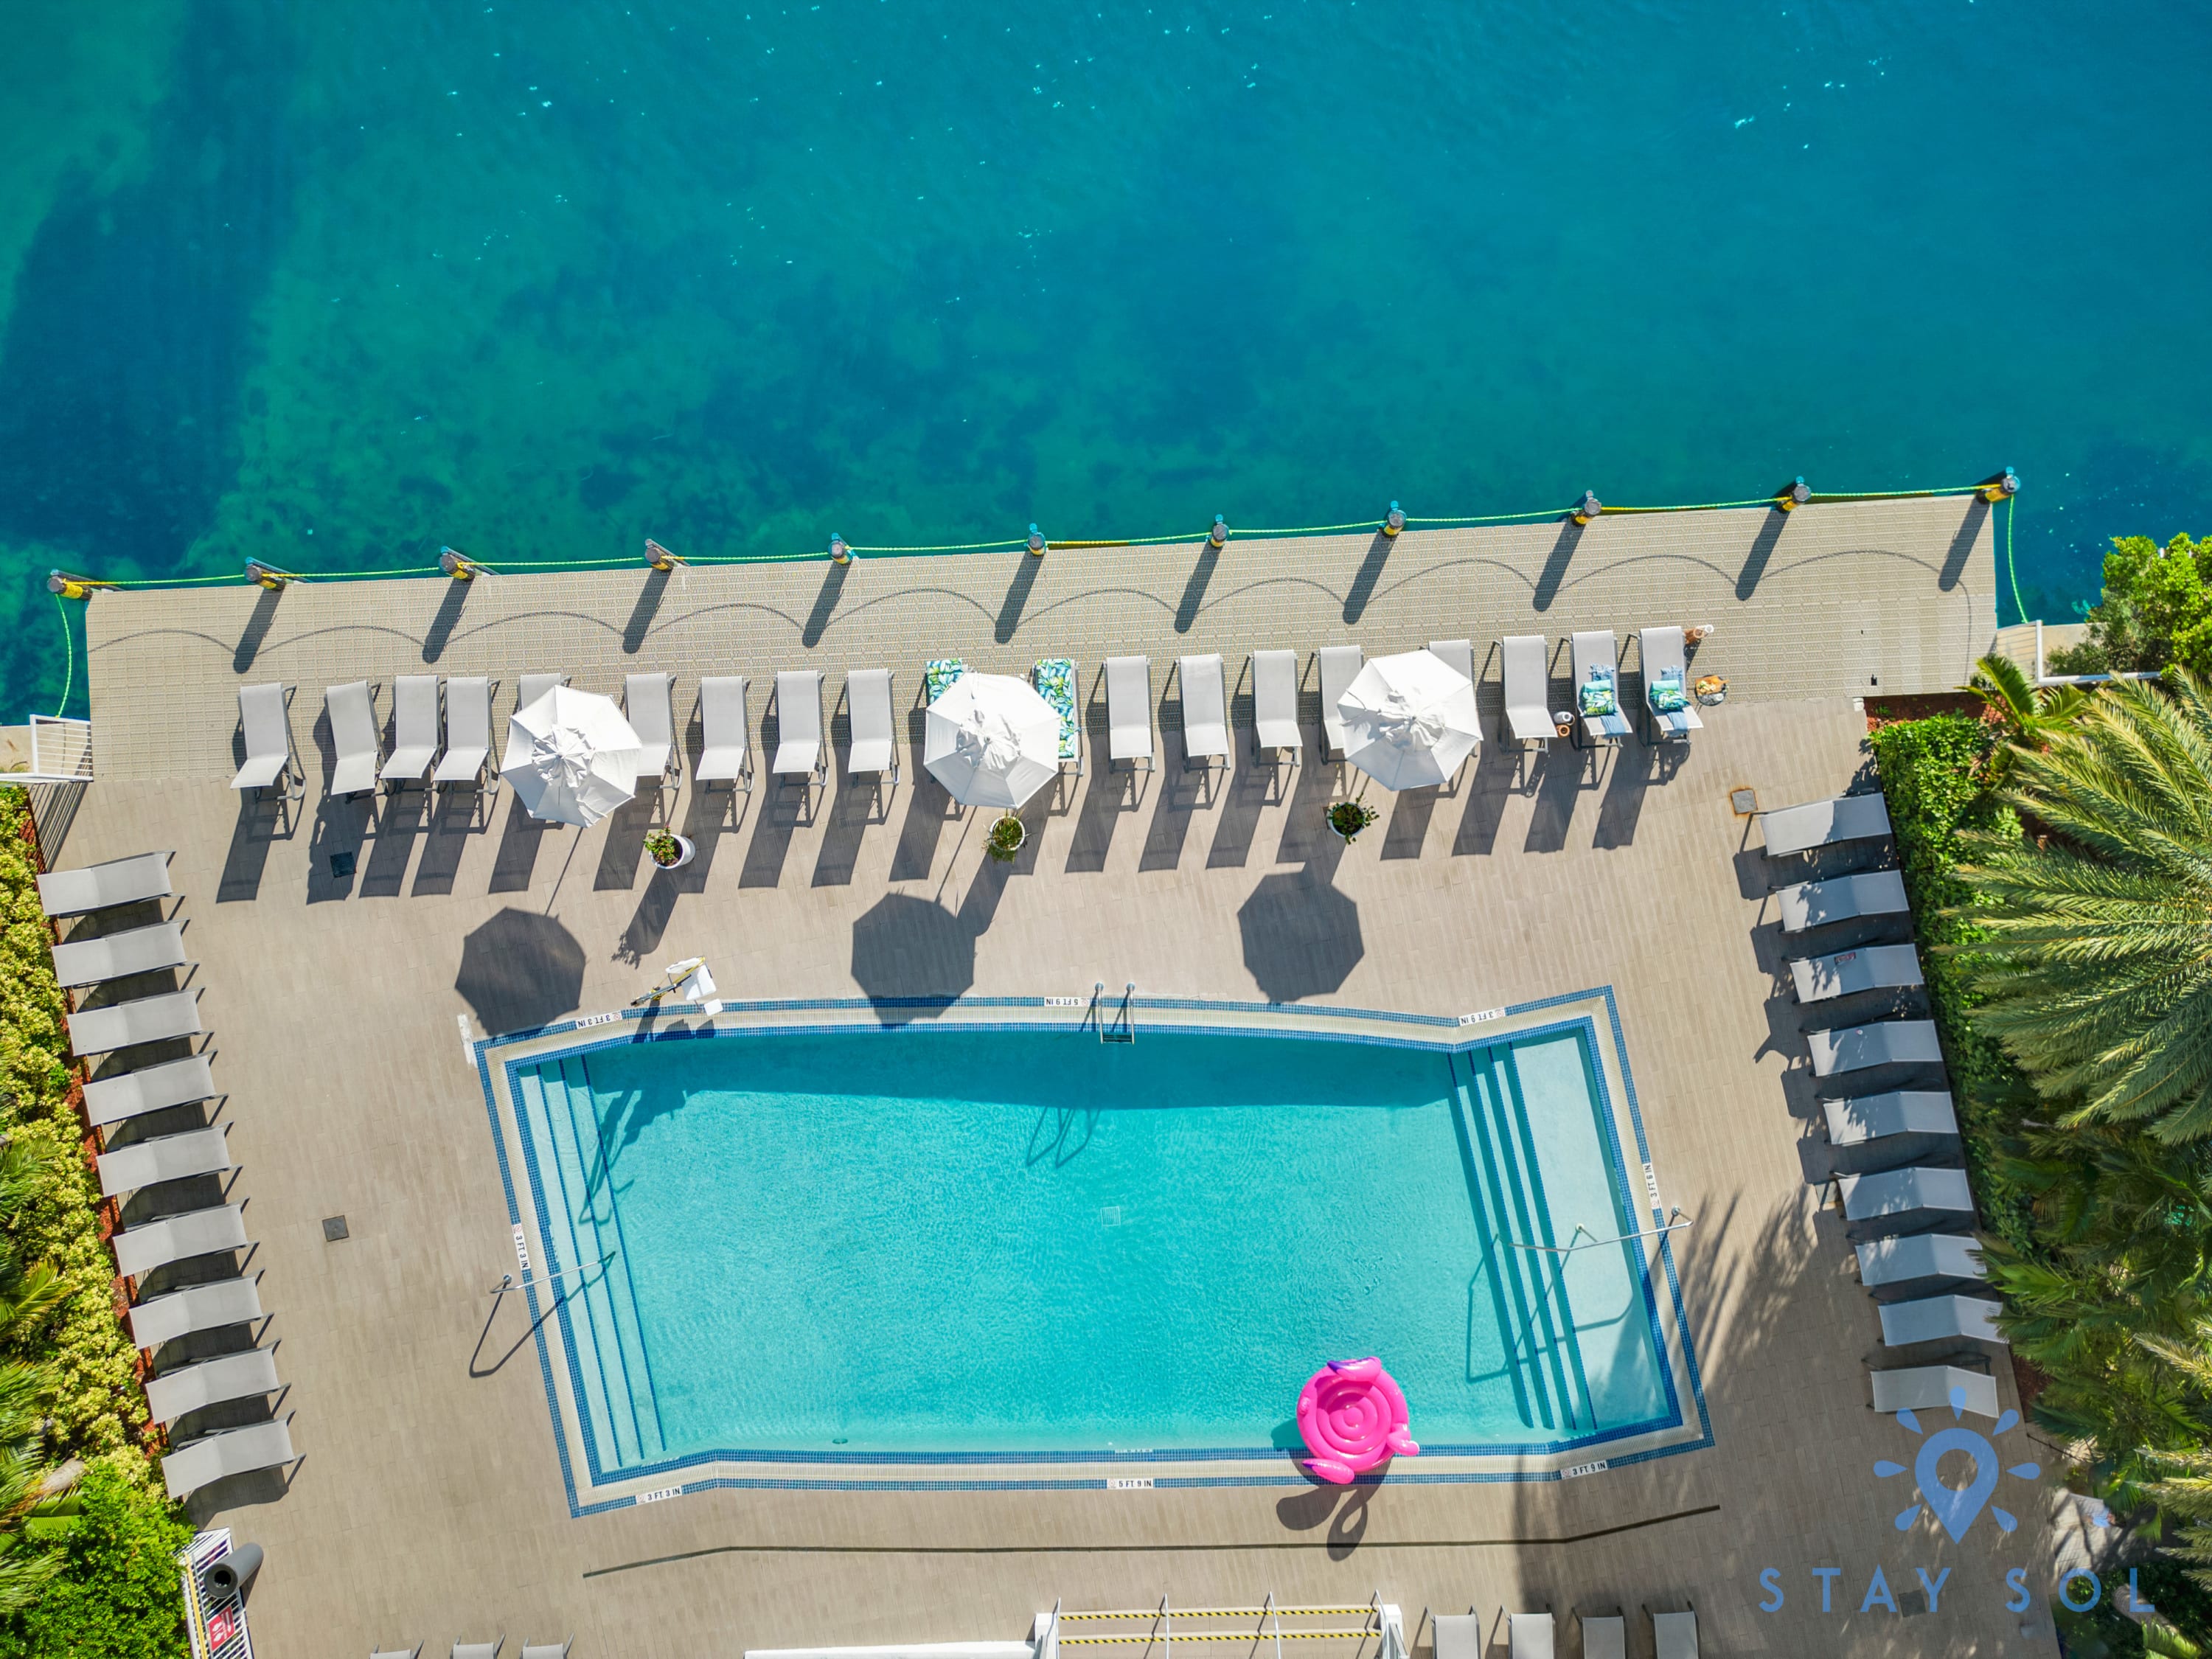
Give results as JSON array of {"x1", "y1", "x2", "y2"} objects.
[
  {"x1": 321, "y1": 1214, "x2": 349, "y2": 1242},
  {"x1": 329, "y1": 850, "x2": 356, "y2": 878}
]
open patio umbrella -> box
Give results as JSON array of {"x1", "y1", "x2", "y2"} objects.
[
  {"x1": 1337, "y1": 650, "x2": 1482, "y2": 790},
  {"x1": 923, "y1": 672, "x2": 1062, "y2": 810},
  {"x1": 501, "y1": 685, "x2": 643, "y2": 826}
]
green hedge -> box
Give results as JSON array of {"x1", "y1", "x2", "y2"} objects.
[
  {"x1": 1865, "y1": 714, "x2": 2038, "y2": 1250},
  {"x1": 0, "y1": 788, "x2": 187, "y2": 1652},
  {"x1": 0, "y1": 790, "x2": 145, "y2": 1450}
]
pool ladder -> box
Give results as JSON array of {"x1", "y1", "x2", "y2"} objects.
[{"x1": 1095, "y1": 981, "x2": 1137, "y2": 1045}]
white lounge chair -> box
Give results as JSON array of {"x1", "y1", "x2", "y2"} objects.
[
  {"x1": 626, "y1": 672, "x2": 679, "y2": 785},
  {"x1": 1318, "y1": 645, "x2": 1363, "y2": 759},
  {"x1": 371, "y1": 1648, "x2": 424, "y2": 1659},
  {"x1": 453, "y1": 1641, "x2": 504, "y2": 1659},
  {"x1": 1638, "y1": 626, "x2": 1703, "y2": 742},
  {"x1": 1823, "y1": 1090, "x2": 1958, "y2": 1144},
  {"x1": 1836, "y1": 1166, "x2": 1975, "y2": 1222},
  {"x1": 1776, "y1": 869, "x2": 1910, "y2": 932},
  {"x1": 84, "y1": 1054, "x2": 217, "y2": 1129},
  {"x1": 1761, "y1": 793, "x2": 1893, "y2": 856},
  {"x1": 1871, "y1": 1365, "x2": 1999, "y2": 1418},
  {"x1": 161, "y1": 1417, "x2": 295, "y2": 1500},
  {"x1": 1431, "y1": 1613, "x2": 1481, "y2": 1659},
  {"x1": 1105, "y1": 655, "x2": 1155, "y2": 771},
  {"x1": 516, "y1": 673, "x2": 566, "y2": 716},
  {"x1": 1031, "y1": 658, "x2": 1083, "y2": 778},
  {"x1": 326, "y1": 680, "x2": 381, "y2": 796},
  {"x1": 1251, "y1": 650, "x2": 1302, "y2": 763},
  {"x1": 1500, "y1": 634, "x2": 1554, "y2": 747},
  {"x1": 1578, "y1": 1615, "x2": 1626, "y2": 1659},
  {"x1": 1426, "y1": 639, "x2": 1479, "y2": 783},
  {"x1": 1571, "y1": 631, "x2": 1630, "y2": 745},
  {"x1": 846, "y1": 669, "x2": 899, "y2": 782},
  {"x1": 695, "y1": 676, "x2": 752, "y2": 787},
  {"x1": 67, "y1": 989, "x2": 202, "y2": 1057},
  {"x1": 229, "y1": 684, "x2": 298, "y2": 796},
  {"x1": 1649, "y1": 1607, "x2": 1699, "y2": 1659},
  {"x1": 111, "y1": 1203, "x2": 248, "y2": 1279},
  {"x1": 128, "y1": 1276, "x2": 264, "y2": 1349},
  {"x1": 144, "y1": 1346, "x2": 280, "y2": 1426},
  {"x1": 1857, "y1": 1234, "x2": 1986, "y2": 1288},
  {"x1": 520, "y1": 1642, "x2": 571, "y2": 1659},
  {"x1": 1177, "y1": 654, "x2": 1229, "y2": 773},
  {"x1": 37, "y1": 851, "x2": 173, "y2": 918},
  {"x1": 97, "y1": 1125, "x2": 232, "y2": 1198},
  {"x1": 1790, "y1": 942, "x2": 1924, "y2": 1002},
  {"x1": 380, "y1": 675, "x2": 442, "y2": 787},
  {"x1": 1508, "y1": 1611, "x2": 1554, "y2": 1659},
  {"x1": 433, "y1": 676, "x2": 496, "y2": 797},
  {"x1": 50, "y1": 922, "x2": 188, "y2": 988},
  {"x1": 1880, "y1": 1294, "x2": 2007, "y2": 1348},
  {"x1": 1809, "y1": 1018, "x2": 1943, "y2": 1077},
  {"x1": 772, "y1": 670, "x2": 827, "y2": 788}
]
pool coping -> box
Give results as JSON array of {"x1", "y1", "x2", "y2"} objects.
[{"x1": 473, "y1": 989, "x2": 1713, "y2": 1514}]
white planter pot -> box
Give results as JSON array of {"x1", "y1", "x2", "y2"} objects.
[{"x1": 650, "y1": 833, "x2": 696, "y2": 871}]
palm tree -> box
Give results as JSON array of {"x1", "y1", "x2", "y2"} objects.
[
  {"x1": 1964, "y1": 651, "x2": 2089, "y2": 784},
  {"x1": 0, "y1": 1359, "x2": 60, "y2": 1608},
  {"x1": 1953, "y1": 667, "x2": 2212, "y2": 1141}
]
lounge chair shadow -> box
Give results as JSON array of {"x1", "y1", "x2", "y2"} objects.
[{"x1": 1450, "y1": 740, "x2": 1520, "y2": 857}]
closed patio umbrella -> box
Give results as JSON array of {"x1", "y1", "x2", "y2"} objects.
[
  {"x1": 924, "y1": 672, "x2": 1062, "y2": 810},
  {"x1": 1337, "y1": 650, "x2": 1481, "y2": 790},
  {"x1": 501, "y1": 686, "x2": 643, "y2": 826}
]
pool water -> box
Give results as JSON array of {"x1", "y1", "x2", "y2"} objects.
[{"x1": 508, "y1": 1023, "x2": 1677, "y2": 1472}]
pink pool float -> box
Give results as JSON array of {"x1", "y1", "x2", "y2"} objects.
[{"x1": 1295, "y1": 1357, "x2": 1419, "y2": 1484}]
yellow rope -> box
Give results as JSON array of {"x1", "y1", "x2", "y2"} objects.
[
  {"x1": 1059, "y1": 1634, "x2": 1374, "y2": 1644},
  {"x1": 1063, "y1": 1609, "x2": 1374, "y2": 1621}
]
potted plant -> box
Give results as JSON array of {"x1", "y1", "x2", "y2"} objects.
[
  {"x1": 987, "y1": 813, "x2": 1026, "y2": 863},
  {"x1": 644, "y1": 827, "x2": 695, "y2": 870},
  {"x1": 1327, "y1": 800, "x2": 1379, "y2": 844}
]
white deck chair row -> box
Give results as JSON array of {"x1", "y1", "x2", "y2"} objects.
[
  {"x1": 228, "y1": 678, "x2": 502, "y2": 799},
  {"x1": 1436, "y1": 1601, "x2": 1698, "y2": 1659},
  {"x1": 1496, "y1": 627, "x2": 1705, "y2": 751}
]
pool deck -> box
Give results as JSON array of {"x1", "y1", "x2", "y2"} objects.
[{"x1": 40, "y1": 497, "x2": 2079, "y2": 1655}]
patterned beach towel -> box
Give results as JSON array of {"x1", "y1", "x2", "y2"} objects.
[
  {"x1": 924, "y1": 658, "x2": 967, "y2": 704},
  {"x1": 1032, "y1": 658, "x2": 1079, "y2": 761}
]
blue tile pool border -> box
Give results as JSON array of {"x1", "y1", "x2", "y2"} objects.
[{"x1": 474, "y1": 989, "x2": 1714, "y2": 1512}]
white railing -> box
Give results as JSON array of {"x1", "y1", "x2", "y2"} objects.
[{"x1": 13, "y1": 716, "x2": 94, "y2": 784}]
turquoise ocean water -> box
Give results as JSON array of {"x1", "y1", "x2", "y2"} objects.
[
  {"x1": 512, "y1": 1026, "x2": 1672, "y2": 1463},
  {"x1": 4, "y1": 1, "x2": 2208, "y2": 719}
]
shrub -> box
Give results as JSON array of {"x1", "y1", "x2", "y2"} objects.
[
  {"x1": 0, "y1": 1458, "x2": 191, "y2": 1659},
  {"x1": 2049, "y1": 532, "x2": 2211, "y2": 676},
  {"x1": 1867, "y1": 714, "x2": 2037, "y2": 1247},
  {"x1": 0, "y1": 790, "x2": 144, "y2": 1453}
]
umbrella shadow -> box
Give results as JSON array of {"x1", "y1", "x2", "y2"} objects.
[
  {"x1": 1238, "y1": 870, "x2": 1362, "y2": 1002},
  {"x1": 456, "y1": 907, "x2": 587, "y2": 1036}
]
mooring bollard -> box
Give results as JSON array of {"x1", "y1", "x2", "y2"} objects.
[
  {"x1": 829, "y1": 532, "x2": 852, "y2": 565},
  {"x1": 1208, "y1": 514, "x2": 1230, "y2": 549},
  {"x1": 1776, "y1": 476, "x2": 1812, "y2": 512},
  {"x1": 45, "y1": 569, "x2": 108, "y2": 599},
  {"x1": 1981, "y1": 467, "x2": 2020, "y2": 503},
  {"x1": 1028, "y1": 523, "x2": 1047, "y2": 557},
  {"x1": 1571, "y1": 490, "x2": 1603, "y2": 526},
  {"x1": 644, "y1": 538, "x2": 686, "y2": 571},
  {"x1": 439, "y1": 546, "x2": 486, "y2": 581},
  {"x1": 1382, "y1": 501, "x2": 1405, "y2": 538},
  {"x1": 243, "y1": 560, "x2": 294, "y2": 590}
]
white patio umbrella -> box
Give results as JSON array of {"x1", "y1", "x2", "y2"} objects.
[
  {"x1": 924, "y1": 672, "x2": 1063, "y2": 810},
  {"x1": 1337, "y1": 650, "x2": 1482, "y2": 790},
  {"x1": 501, "y1": 686, "x2": 643, "y2": 826}
]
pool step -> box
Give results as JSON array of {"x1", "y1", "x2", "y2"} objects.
[
  {"x1": 1452, "y1": 1045, "x2": 1597, "y2": 1437},
  {"x1": 524, "y1": 1060, "x2": 666, "y2": 1473}
]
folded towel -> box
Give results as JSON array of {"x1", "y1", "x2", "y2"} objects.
[{"x1": 1579, "y1": 668, "x2": 1618, "y2": 718}]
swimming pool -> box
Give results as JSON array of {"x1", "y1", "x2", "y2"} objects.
[{"x1": 480, "y1": 994, "x2": 1708, "y2": 1507}]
